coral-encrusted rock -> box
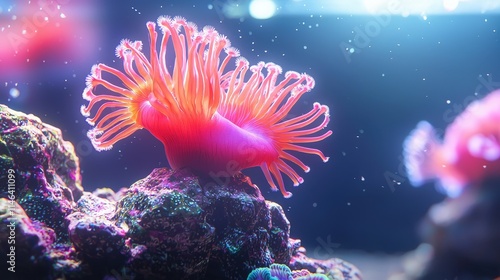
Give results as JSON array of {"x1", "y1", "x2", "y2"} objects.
[
  {"x1": 290, "y1": 247, "x2": 362, "y2": 280},
  {"x1": 0, "y1": 105, "x2": 362, "y2": 279},
  {"x1": 0, "y1": 198, "x2": 54, "y2": 279},
  {"x1": 246, "y1": 245, "x2": 363, "y2": 280},
  {"x1": 114, "y1": 168, "x2": 291, "y2": 279},
  {"x1": 67, "y1": 193, "x2": 128, "y2": 262},
  {"x1": 267, "y1": 201, "x2": 295, "y2": 264},
  {"x1": 115, "y1": 169, "x2": 215, "y2": 279},
  {"x1": 0, "y1": 105, "x2": 83, "y2": 241}
]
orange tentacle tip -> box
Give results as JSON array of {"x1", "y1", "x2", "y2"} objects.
[{"x1": 81, "y1": 16, "x2": 333, "y2": 198}]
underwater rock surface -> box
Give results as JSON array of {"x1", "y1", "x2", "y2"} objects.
[
  {"x1": 399, "y1": 177, "x2": 500, "y2": 280},
  {"x1": 0, "y1": 105, "x2": 361, "y2": 279},
  {"x1": 115, "y1": 167, "x2": 278, "y2": 279},
  {"x1": 0, "y1": 105, "x2": 83, "y2": 242}
]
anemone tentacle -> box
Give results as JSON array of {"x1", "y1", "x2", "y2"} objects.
[{"x1": 82, "y1": 16, "x2": 332, "y2": 197}]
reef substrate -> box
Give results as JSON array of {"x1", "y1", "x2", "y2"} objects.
[{"x1": 0, "y1": 105, "x2": 361, "y2": 280}]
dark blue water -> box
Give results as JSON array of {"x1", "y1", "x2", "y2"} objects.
[{"x1": 1, "y1": 0, "x2": 499, "y2": 254}]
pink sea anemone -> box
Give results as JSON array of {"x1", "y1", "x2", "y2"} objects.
[
  {"x1": 404, "y1": 90, "x2": 500, "y2": 197},
  {"x1": 81, "y1": 16, "x2": 332, "y2": 198}
]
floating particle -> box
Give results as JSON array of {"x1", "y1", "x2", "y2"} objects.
[{"x1": 9, "y1": 88, "x2": 20, "y2": 98}]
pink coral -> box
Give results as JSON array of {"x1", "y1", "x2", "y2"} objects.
[{"x1": 404, "y1": 90, "x2": 500, "y2": 197}]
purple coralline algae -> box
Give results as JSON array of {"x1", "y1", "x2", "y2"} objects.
[
  {"x1": 0, "y1": 198, "x2": 54, "y2": 276},
  {"x1": 289, "y1": 247, "x2": 362, "y2": 280},
  {"x1": 67, "y1": 193, "x2": 127, "y2": 261},
  {"x1": 114, "y1": 167, "x2": 283, "y2": 279},
  {"x1": 0, "y1": 104, "x2": 83, "y2": 242},
  {"x1": 0, "y1": 105, "x2": 361, "y2": 280}
]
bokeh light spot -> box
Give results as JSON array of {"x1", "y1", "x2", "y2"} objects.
[
  {"x1": 9, "y1": 87, "x2": 20, "y2": 98},
  {"x1": 249, "y1": 0, "x2": 277, "y2": 20}
]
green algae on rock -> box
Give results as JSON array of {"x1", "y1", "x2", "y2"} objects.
[
  {"x1": 0, "y1": 104, "x2": 83, "y2": 241},
  {"x1": 0, "y1": 105, "x2": 361, "y2": 280}
]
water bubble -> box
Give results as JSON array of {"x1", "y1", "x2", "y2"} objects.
[{"x1": 9, "y1": 88, "x2": 20, "y2": 98}]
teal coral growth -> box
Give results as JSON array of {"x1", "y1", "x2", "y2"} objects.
[
  {"x1": 270, "y1": 264, "x2": 293, "y2": 280},
  {"x1": 247, "y1": 263, "x2": 331, "y2": 280},
  {"x1": 296, "y1": 274, "x2": 330, "y2": 280},
  {"x1": 247, "y1": 264, "x2": 292, "y2": 280},
  {"x1": 247, "y1": 267, "x2": 276, "y2": 280}
]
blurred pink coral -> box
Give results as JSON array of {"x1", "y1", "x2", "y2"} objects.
[{"x1": 404, "y1": 90, "x2": 500, "y2": 197}]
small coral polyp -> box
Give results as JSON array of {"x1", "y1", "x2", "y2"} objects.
[{"x1": 81, "y1": 16, "x2": 332, "y2": 198}]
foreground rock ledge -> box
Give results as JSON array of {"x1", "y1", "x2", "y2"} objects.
[
  {"x1": 0, "y1": 104, "x2": 83, "y2": 243},
  {"x1": 0, "y1": 105, "x2": 361, "y2": 280},
  {"x1": 70, "y1": 168, "x2": 362, "y2": 279}
]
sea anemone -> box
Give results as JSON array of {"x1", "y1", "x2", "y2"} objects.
[
  {"x1": 404, "y1": 90, "x2": 500, "y2": 197},
  {"x1": 81, "y1": 16, "x2": 332, "y2": 198}
]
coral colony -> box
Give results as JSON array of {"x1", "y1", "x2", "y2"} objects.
[{"x1": 81, "y1": 16, "x2": 332, "y2": 198}]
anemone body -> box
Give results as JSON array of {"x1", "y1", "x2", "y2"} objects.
[
  {"x1": 81, "y1": 16, "x2": 332, "y2": 198},
  {"x1": 141, "y1": 107, "x2": 278, "y2": 177}
]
